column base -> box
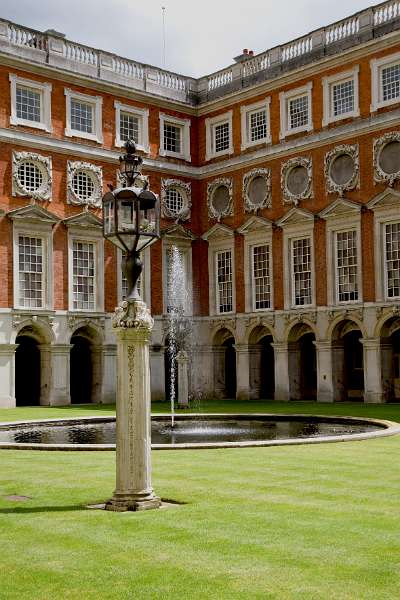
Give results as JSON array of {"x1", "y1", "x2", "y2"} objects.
[{"x1": 105, "y1": 492, "x2": 161, "y2": 512}]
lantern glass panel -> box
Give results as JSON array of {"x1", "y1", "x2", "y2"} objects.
[
  {"x1": 118, "y1": 200, "x2": 137, "y2": 233},
  {"x1": 139, "y1": 206, "x2": 157, "y2": 235},
  {"x1": 103, "y1": 199, "x2": 114, "y2": 236}
]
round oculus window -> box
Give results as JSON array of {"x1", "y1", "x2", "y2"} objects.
[
  {"x1": 211, "y1": 185, "x2": 230, "y2": 214},
  {"x1": 72, "y1": 170, "x2": 95, "y2": 200},
  {"x1": 286, "y1": 165, "x2": 309, "y2": 196},
  {"x1": 379, "y1": 141, "x2": 400, "y2": 175},
  {"x1": 17, "y1": 161, "x2": 43, "y2": 192},
  {"x1": 248, "y1": 175, "x2": 268, "y2": 207},
  {"x1": 165, "y1": 187, "x2": 184, "y2": 216},
  {"x1": 330, "y1": 153, "x2": 355, "y2": 186}
]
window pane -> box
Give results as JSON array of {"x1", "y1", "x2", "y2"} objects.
[
  {"x1": 165, "y1": 188, "x2": 184, "y2": 216},
  {"x1": 253, "y1": 244, "x2": 270, "y2": 309},
  {"x1": 386, "y1": 222, "x2": 400, "y2": 298},
  {"x1": 17, "y1": 161, "x2": 43, "y2": 192},
  {"x1": 18, "y1": 236, "x2": 43, "y2": 308},
  {"x1": 289, "y1": 95, "x2": 309, "y2": 129},
  {"x1": 292, "y1": 238, "x2": 312, "y2": 306},
  {"x1": 71, "y1": 99, "x2": 93, "y2": 133},
  {"x1": 214, "y1": 122, "x2": 230, "y2": 153},
  {"x1": 382, "y1": 63, "x2": 400, "y2": 102},
  {"x1": 217, "y1": 250, "x2": 232, "y2": 313},
  {"x1": 336, "y1": 230, "x2": 358, "y2": 302},
  {"x1": 249, "y1": 110, "x2": 267, "y2": 142},
  {"x1": 332, "y1": 79, "x2": 354, "y2": 116},
  {"x1": 72, "y1": 170, "x2": 95, "y2": 200},
  {"x1": 73, "y1": 241, "x2": 95, "y2": 310},
  {"x1": 120, "y1": 112, "x2": 139, "y2": 143},
  {"x1": 16, "y1": 86, "x2": 41, "y2": 122},
  {"x1": 163, "y1": 123, "x2": 181, "y2": 153}
]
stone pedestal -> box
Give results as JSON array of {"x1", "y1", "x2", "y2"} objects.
[
  {"x1": 272, "y1": 343, "x2": 290, "y2": 402},
  {"x1": 106, "y1": 300, "x2": 161, "y2": 512},
  {"x1": 362, "y1": 338, "x2": 384, "y2": 404},
  {"x1": 176, "y1": 350, "x2": 189, "y2": 408},
  {"x1": 314, "y1": 341, "x2": 334, "y2": 403}
]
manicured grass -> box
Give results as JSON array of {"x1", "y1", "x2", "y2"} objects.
[{"x1": 0, "y1": 401, "x2": 399, "y2": 599}]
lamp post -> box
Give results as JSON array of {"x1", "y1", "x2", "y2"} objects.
[{"x1": 103, "y1": 140, "x2": 161, "y2": 511}]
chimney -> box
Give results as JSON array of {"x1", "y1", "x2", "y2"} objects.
[{"x1": 233, "y1": 49, "x2": 254, "y2": 63}]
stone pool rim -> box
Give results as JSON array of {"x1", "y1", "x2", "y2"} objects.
[{"x1": 0, "y1": 413, "x2": 399, "y2": 451}]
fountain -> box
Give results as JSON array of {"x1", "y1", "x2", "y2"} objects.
[{"x1": 166, "y1": 245, "x2": 192, "y2": 426}]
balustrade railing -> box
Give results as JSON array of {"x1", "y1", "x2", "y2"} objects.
[
  {"x1": 325, "y1": 16, "x2": 359, "y2": 45},
  {"x1": 242, "y1": 51, "x2": 270, "y2": 77},
  {"x1": 374, "y1": 0, "x2": 400, "y2": 24},
  {"x1": 64, "y1": 41, "x2": 98, "y2": 66},
  {"x1": 207, "y1": 67, "x2": 233, "y2": 91},
  {"x1": 281, "y1": 35, "x2": 313, "y2": 62},
  {"x1": 8, "y1": 23, "x2": 46, "y2": 50},
  {"x1": 112, "y1": 56, "x2": 144, "y2": 80}
]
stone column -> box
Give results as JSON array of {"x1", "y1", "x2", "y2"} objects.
[
  {"x1": 288, "y1": 342, "x2": 301, "y2": 401},
  {"x1": 332, "y1": 341, "x2": 345, "y2": 402},
  {"x1": 176, "y1": 350, "x2": 189, "y2": 408},
  {"x1": 249, "y1": 344, "x2": 262, "y2": 399},
  {"x1": 235, "y1": 344, "x2": 251, "y2": 401},
  {"x1": 213, "y1": 347, "x2": 226, "y2": 399},
  {"x1": 99, "y1": 344, "x2": 117, "y2": 404},
  {"x1": 0, "y1": 344, "x2": 17, "y2": 408},
  {"x1": 314, "y1": 341, "x2": 334, "y2": 403},
  {"x1": 48, "y1": 345, "x2": 71, "y2": 406},
  {"x1": 271, "y1": 342, "x2": 290, "y2": 402},
  {"x1": 361, "y1": 338, "x2": 384, "y2": 404},
  {"x1": 380, "y1": 341, "x2": 393, "y2": 402},
  {"x1": 106, "y1": 300, "x2": 161, "y2": 512},
  {"x1": 38, "y1": 344, "x2": 52, "y2": 406},
  {"x1": 150, "y1": 345, "x2": 165, "y2": 401},
  {"x1": 91, "y1": 346, "x2": 103, "y2": 404}
]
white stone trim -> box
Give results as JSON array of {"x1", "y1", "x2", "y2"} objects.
[
  {"x1": 114, "y1": 101, "x2": 149, "y2": 153},
  {"x1": 281, "y1": 221, "x2": 315, "y2": 310},
  {"x1": 12, "y1": 151, "x2": 52, "y2": 201},
  {"x1": 242, "y1": 228, "x2": 273, "y2": 313},
  {"x1": 240, "y1": 98, "x2": 271, "y2": 150},
  {"x1": 117, "y1": 247, "x2": 151, "y2": 305},
  {"x1": 281, "y1": 156, "x2": 313, "y2": 205},
  {"x1": 370, "y1": 51, "x2": 400, "y2": 112},
  {"x1": 279, "y1": 82, "x2": 313, "y2": 140},
  {"x1": 371, "y1": 204, "x2": 400, "y2": 303},
  {"x1": 324, "y1": 144, "x2": 359, "y2": 196},
  {"x1": 322, "y1": 66, "x2": 360, "y2": 127},
  {"x1": 13, "y1": 221, "x2": 53, "y2": 311},
  {"x1": 242, "y1": 168, "x2": 271, "y2": 213},
  {"x1": 67, "y1": 161, "x2": 103, "y2": 207},
  {"x1": 161, "y1": 179, "x2": 191, "y2": 221},
  {"x1": 205, "y1": 110, "x2": 234, "y2": 161},
  {"x1": 207, "y1": 177, "x2": 233, "y2": 221},
  {"x1": 64, "y1": 88, "x2": 103, "y2": 143},
  {"x1": 159, "y1": 113, "x2": 191, "y2": 162},
  {"x1": 373, "y1": 131, "x2": 400, "y2": 186},
  {"x1": 67, "y1": 229, "x2": 104, "y2": 313},
  {"x1": 9, "y1": 74, "x2": 52, "y2": 133}
]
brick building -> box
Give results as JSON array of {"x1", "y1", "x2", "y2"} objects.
[{"x1": 0, "y1": 1, "x2": 400, "y2": 407}]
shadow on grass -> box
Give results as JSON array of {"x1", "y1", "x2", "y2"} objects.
[{"x1": 0, "y1": 504, "x2": 89, "y2": 514}]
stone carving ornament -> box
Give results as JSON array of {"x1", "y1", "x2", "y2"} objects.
[
  {"x1": 67, "y1": 161, "x2": 103, "y2": 207},
  {"x1": 161, "y1": 179, "x2": 192, "y2": 221},
  {"x1": 325, "y1": 144, "x2": 359, "y2": 196},
  {"x1": 242, "y1": 168, "x2": 271, "y2": 213},
  {"x1": 12, "y1": 151, "x2": 52, "y2": 201},
  {"x1": 374, "y1": 132, "x2": 400, "y2": 187},
  {"x1": 281, "y1": 157, "x2": 312, "y2": 205},
  {"x1": 207, "y1": 177, "x2": 233, "y2": 221}
]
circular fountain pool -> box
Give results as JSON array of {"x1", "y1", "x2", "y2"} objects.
[{"x1": 0, "y1": 414, "x2": 398, "y2": 450}]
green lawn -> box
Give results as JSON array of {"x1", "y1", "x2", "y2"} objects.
[{"x1": 1, "y1": 401, "x2": 400, "y2": 599}]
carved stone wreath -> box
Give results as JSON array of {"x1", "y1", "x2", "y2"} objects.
[
  {"x1": 161, "y1": 179, "x2": 192, "y2": 221},
  {"x1": 12, "y1": 151, "x2": 52, "y2": 201},
  {"x1": 325, "y1": 144, "x2": 359, "y2": 196},
  {"x1": 207, "y1": 177, "x2": 233, "y2": 221},
  {"x1": 67, "y1": 161, "x2": 103, "y2": 207},
  {"x1": 281, "y1": 157, "x2": 312, "y2": 205},
  {"x1": 374, "y1": 132, "x2": 400, "y2": 187},
  {"x1": 242, "y1": 168, "x2": 271, "y2": 213}
]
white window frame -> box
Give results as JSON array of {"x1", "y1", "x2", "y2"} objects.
[
  {"x1": 242, "y1": 230, "x2": 273, "y2": 313},
  {"x1": 117, "y1": 247, "x2": 151, "y2": 305},
  {"x1": 68, "y1": 230, "x2": 104, "y2": 313},
  {"x1": 13, "y1": 222, "x2": 53, "y2": 311},
  {"x1": 64, "y1": 88, "x2": 103, "y2": 143},
  {"x1": 372, "y1": 207, "x2": 400, "y2": 302},
  {"x1": 9, "y1": 74, "x2": 52, "y2": 133},
  {"x1": 210, "y1": 240, "x2": 235, "y2": 315},
  {"x1": 282, "y1": 223, "x2": 315, "y2": 310},
  {"x1": 159, "y1": 113, "x2": 191, "y2": 162},
  {"x1": 162, "y1": 240, "x2": 193, "y2": 316},
  {"x1": 240, "y1": 98, "x2": 271, "y2": 150},
  {"x1": 371, "y1": 51, "x2": 400, "y2": 112},
  {"x1": 279, "y1": 82, "x2": 313, "y2": 140},
  {"x1": 114, "y1": 101, "x2": 149, "y2": 153},
  {"x1": 325, "y1": 217, "x2": 362, "y2": 306},
  {"x1": 205, "y1": 111, "x2": 234, "y2": 161},
  {"x1": 322, "y1": 66, "x2": 360, "y2": 126}
]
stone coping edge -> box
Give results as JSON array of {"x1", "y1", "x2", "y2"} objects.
[{"x1": 0, "y1": 413, "x2": 399, "y2": 451}]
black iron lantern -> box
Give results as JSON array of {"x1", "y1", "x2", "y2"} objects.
[{"x1": 102, "y1": 140, "x2": 160, "y2": 301}]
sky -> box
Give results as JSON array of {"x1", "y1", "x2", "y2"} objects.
[{"x1": 0, "y1": 0, "x2": 381, "y2": 77}]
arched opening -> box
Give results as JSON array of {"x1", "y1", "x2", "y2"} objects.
[
  {"x1": 332, "y1": 320, "x2": 364, "y2": 401},
  {"x1": 70, "y1": 326, "x2": 102, "y2": 404},
  {"x1": 248, "y1": 326, "x2": 275, "y2": 399},
  {"x1": 380, "y1": 318, "x2": 400, "y2": 402},
  {"x1": 213, "y1": 328, "x2": 237, "y2": 399},
  {"x1": 15, "y1": 335, "x2": 41, "y2": 406},
  {"x1": 288, "y1": 324, "x2": 316, "y2": 401}
]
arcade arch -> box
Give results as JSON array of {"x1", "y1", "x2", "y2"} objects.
[
  {"x1": 248, "y1": 325, "x2": 275, "y2": 399},
  {"x1": 331, "y1": 319, "x2": 364, "y2": 401},
  {"x1": 213, "y1": 328, "x2": 236, "y2": 399},
  {"x1": 287, "y1": 323, "x2": 317, "y2": 401},
  {"x1": 70, "y1": 325, "x2": 103, "y2": 404}
]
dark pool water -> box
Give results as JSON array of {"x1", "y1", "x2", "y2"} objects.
[{"x1": 0, "y1": 418, "x2": 382, "y2": 445}]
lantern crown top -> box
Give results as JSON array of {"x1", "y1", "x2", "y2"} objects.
[{"x1": 119, "y1": 138, "x2": 144, "y2": 188}]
